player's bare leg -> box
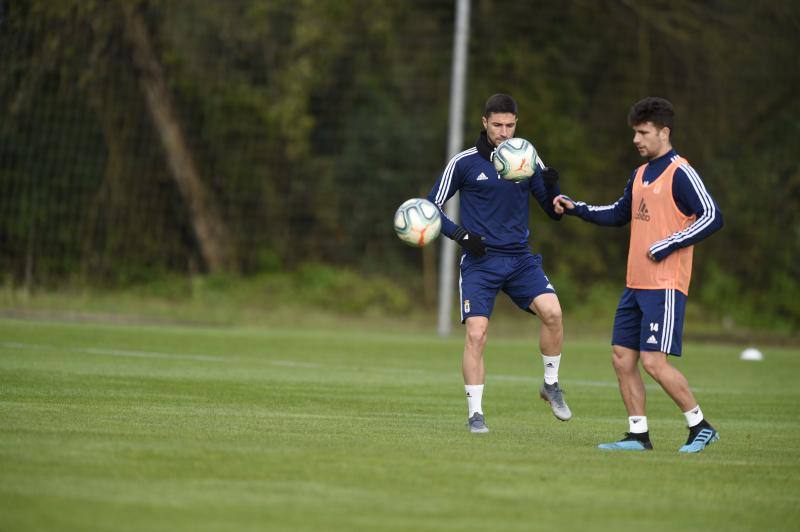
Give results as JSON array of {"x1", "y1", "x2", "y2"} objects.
[
  {"x1": 463, "y1": 316, "x2": 488, "y2": 385},
  {"x1": 530, "y1": 293, "x2": 563, "y2": 355},
  {"x1": 611, "y1": 345, "x2": 646, "y2": 416},
  {"x1": 640, "y1": 351, "x2": 696, "y2": 411},
  {"x1": 530, "y1": 294, "x2": 571, "y2": 420},
  {"x1": 639, "y1": 350, "x2": 720, "y2": 452},
  {"x1": 598, "y1": 345, "x2": 652, "y2": 450},
  {"x1": 463, "y1": 317, "x2": 489, "y2": 432}
]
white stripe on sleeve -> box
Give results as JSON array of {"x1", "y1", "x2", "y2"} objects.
[
  {"x1": 649, "y1": 159, "x2": 716, "y2": 253},
  {"x1": 434, "y1": 148, "x2": 477, "y2": 207}
]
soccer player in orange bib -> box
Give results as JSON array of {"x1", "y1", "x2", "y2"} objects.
[{"x1": 554, "y1": 97, "x2": 723, "y2": 452}]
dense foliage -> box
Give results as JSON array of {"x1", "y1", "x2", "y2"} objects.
[{"x1": 0, "y1": 0, "x2": 798, "y2": 330}]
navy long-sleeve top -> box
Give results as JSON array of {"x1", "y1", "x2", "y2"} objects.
[
  {"x1": 427, "y1": 133, "x2": 562, "y2": 256},
  {"x1": 566, "y1": 149, "x2": 723, "y2": 260}
]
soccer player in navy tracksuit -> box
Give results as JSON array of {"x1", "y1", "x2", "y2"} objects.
[
  {"x1": 428, "y1": 94, "x2": 571, "y2": 433},
  {"x1": 554, "y1": 97, "x2": 723, "y2": 452}
]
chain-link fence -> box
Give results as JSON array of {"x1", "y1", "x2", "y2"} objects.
[{"x1": 1, "y1": 1, "x2": 798, "y2": 329}]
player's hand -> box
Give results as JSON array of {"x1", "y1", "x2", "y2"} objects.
[
  {"x1": 453, "y1": 227, "x2": 486, "y2": 257},
  {"x1": 552, "y1": 194, "x2": 575, "y2": 215},
  {"x1": 542, "y1": 167, "x2": 559, "y2": 188}
]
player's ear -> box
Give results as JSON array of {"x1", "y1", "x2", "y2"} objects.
[{"x1": 659, "y1": 126, "x2": 671, "y2": 142}]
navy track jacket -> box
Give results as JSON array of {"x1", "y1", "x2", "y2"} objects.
[
  {"x1": 565, "y1": 149, "x2": 723, "y2": 261},
  {"x1": 428, "y1": 133, "x2": 562, "y2": 256}
]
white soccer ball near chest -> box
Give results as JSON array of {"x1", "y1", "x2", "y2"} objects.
[{"x1": 493, "y1": 137, "x2": 537, "y2": 181}]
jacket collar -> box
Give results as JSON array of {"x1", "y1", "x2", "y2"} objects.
[{"x1": 475, "y1": 131, "x2": 495, "y2": 161}]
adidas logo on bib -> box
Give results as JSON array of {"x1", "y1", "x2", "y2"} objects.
[{"x1": 635, "y1": 199, "x2": 651, "y2": 221}]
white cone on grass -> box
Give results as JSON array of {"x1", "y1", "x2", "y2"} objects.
[{"x1": 740, "y1": 347, "x2": 764, "y2": 361}]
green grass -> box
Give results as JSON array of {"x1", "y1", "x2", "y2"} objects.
[{"x1": 1, "y1": 317, "x2": 799, "y2": 531}]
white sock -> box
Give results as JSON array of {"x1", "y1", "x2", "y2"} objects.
[
  {"x1": 628, "y1": 416, "x2": 648, "y2": 434},
  {"x1": 465, "y1": 384, "x2": 484, "y2": 416},
  {"x1": 684, "y1": 405, "x2": 704, "y2": 427},
  {"x1": 542, "y1": 354, "x2": 561, "y2": 385}
]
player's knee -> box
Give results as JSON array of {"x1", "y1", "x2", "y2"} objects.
[
  {"x1": 466, "y1": 332, "x2": 487, "y2": 351},
  {"x1": 610, "y1": 352, "x2": 626, "y2": 372},
  {"x1": 641, "y1": 356, "x2": 665, "y2": 379},
  {"x1": 611, "y1": 348, "x2": 635, "y2": 373},
  {"x1": 538, "y1": 303, "x2": 562, "y2": 328},
  {"x1": 465, "y1": 323, "x2": 488, "y2": 348}
]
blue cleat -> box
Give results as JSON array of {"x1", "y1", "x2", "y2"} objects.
[
  {"x1": 598, "y1": 432, "x2": 653, "y2": 451},
  {"x1": 467, "y1": 412, "x2": 489, "y2": 433},
  {"x1": 679, "y1": 425, "x2": 719, "y2": 453}
]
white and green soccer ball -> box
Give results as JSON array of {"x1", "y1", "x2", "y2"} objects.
[
  {"x1": 493, "y1": 137, "x2": 537, "y2": 181},
  {"x1": 393, "y1": 198, "x2": 441, "y2": 247}
]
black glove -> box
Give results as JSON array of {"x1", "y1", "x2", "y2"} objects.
[
  {"x1": 542, "y1": 167, "x2": 559, "y2": 189},
  {"x1": 452, "y1": 227, "x2": 486, "y2": 257}
]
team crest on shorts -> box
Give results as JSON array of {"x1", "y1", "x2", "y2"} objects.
[{"x1": 464, "y1": 299, "x2": 470, "y2": 313}]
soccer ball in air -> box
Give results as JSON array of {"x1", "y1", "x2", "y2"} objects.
[
  {"x1": 493, "y1": 137, "x2": 537, "y2": 181},
  {"x1": 393, "y1": 198, "x2": 441, "y2": 247}
]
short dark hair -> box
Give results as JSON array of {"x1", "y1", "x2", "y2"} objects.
[
  {"x1": 628, "y1": 97, "x2": 675, "y2": 131},
  {"x1": 484, "y1": 94, "x2": 517, "y2": 117}
]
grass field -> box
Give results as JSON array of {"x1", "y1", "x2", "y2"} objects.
[{"x1": 1, "y1": 317, "x2": 799, "y2": 531}]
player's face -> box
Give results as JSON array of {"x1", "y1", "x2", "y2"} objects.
[
  {"x1": 482, "y1": 112, "x2": 517, "y2": 147},
  {"x1": 632, "y1": 121, "x2": 671, "y2": 160}
]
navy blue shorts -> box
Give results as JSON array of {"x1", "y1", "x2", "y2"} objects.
[
  {"x1": 612, "y1": 288, "x2": 687, "y2": 356},
  {"x1": 459, "y1": 252, "x2": 556, "y2": 323}
]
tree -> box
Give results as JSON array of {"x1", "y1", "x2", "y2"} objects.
[{"x1": 122, "y1": 2, "x2": 233, "y2": 272}]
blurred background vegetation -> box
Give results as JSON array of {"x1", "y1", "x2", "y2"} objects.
[{"x1": 1, "y1": 0, "x2": 798, "y2": 338}]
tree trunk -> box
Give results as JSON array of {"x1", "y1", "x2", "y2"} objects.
[{"x1": 121, "y1": 3, "x2": 233, "y2": 272}]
